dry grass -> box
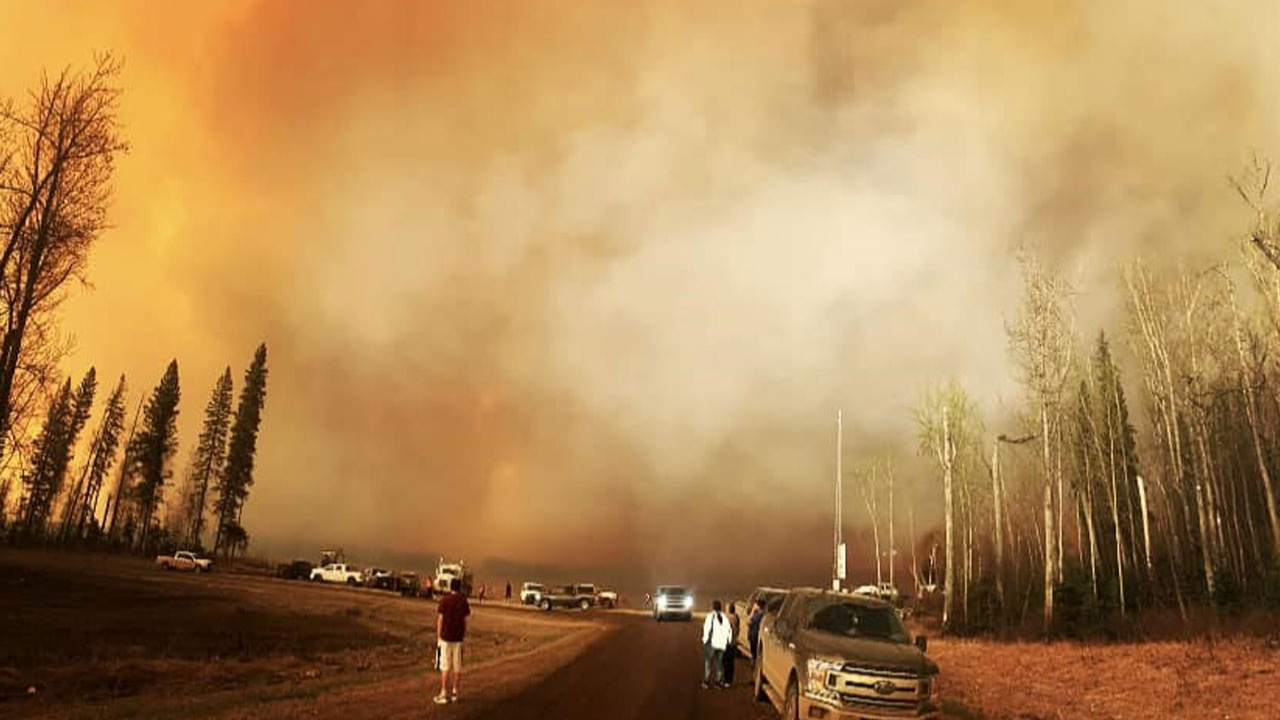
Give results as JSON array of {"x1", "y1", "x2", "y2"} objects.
[
  {"x1": 933, "y1": 636, "x2": 1280, "y2": 720},
  {"x1": 1, "y1": 548, "x2": 587, "y2": 718}
]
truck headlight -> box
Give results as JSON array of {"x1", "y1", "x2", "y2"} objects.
[
  {"x1": 657, "y1": 595, "x2": 668, "y2": 609},
  {"x1": 806, "y1": 658, "x2": 844, "y2": 701},
  {"x1": 683, "y1": 596, "x2": 693, "y2": 608},
  {"x1": 919, "y1": 674, "x2": 941, "y2": 699}
]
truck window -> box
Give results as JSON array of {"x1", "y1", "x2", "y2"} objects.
[{"x1": 809, "y1": 602, "x2": 910, "y2": 643}]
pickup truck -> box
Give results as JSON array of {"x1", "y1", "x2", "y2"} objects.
[
  {"x1": 156, "y1": 551, "x2": 213, "y2": 572},
  {"x1": 597, "y1": 589, "x2": 619, "y2": 609},
  {"x1": 520, "y1": 582, "x2": 545, "y2": 605},
  {"x1": 537, "y1": 584, "x2": 596, "y2": 611},
  {"x1": 755, "y1": 588, "x2": 940, "y2": 720},
  {"x1": 309, "y1": 563, "x2": 364, "y2": 585}
]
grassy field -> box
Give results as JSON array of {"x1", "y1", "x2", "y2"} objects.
[
  {"x1": 932, "y1": 635, "x2": 1280, "y2": 719},
  {"x1": 1, "y1": 549, "x2": 594, "y2": 719}
]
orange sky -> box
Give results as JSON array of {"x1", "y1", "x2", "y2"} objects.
[{"x1": 2, "y1": 0, "x2": 1279, "y2": 588}]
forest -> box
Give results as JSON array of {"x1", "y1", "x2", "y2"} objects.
[
  {"x1": 846, "y1": 164, "x2": 1280, "y2": 638},
  {"x1": 0, "y1": 58, "x2": 269, "y2": 557}
]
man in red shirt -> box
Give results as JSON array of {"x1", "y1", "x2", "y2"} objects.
[{"x1": 435, "y1": 578, "x2": 471, "y2": 704}]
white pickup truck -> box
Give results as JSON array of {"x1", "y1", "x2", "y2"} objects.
[
  {"x1": 309, "y1": 563, "x2": 364, "y2": 585},
  {"x1": 155, "y1": 550, "x2": 213, "y2": 572}
]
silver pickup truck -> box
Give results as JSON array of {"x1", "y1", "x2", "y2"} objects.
[{"x1": 755, "y1": 588, "x2": 940, "y2": 720}]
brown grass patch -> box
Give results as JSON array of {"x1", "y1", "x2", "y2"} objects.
[{"x1": 932, "y1": 636, "x2": 1280, "y2": 719}]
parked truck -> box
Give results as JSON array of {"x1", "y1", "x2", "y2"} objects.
[
  {"x1": 310, "y1": 563, "x2": 364, "y2": 585},
  {"x1": 432, "y1": 559, "x2": 474, "y2": 596},
  {"x1": 755, "y1": 588, "x2": 940, "y2": 719},
  {"x1": 155, "y1": 550, "x2": 213, "y2": 573},
  {"x1": 538, "y1": 584, "x2": 597, "y2": 611}
]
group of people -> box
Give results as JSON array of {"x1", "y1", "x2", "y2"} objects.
[
  {"x1": 429, "y1": 586, "x2": 769, "y2": 704},
  {"x1": 700, "y1": 598, "x2": 766, "y2": 689}
]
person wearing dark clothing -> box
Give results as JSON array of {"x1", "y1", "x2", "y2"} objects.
[
  {"x1": 505, "y1": 581, "x2": 512, "y2": 601},
  {"x1": 747, "y1": 599, "x2": 765, "y2": 661},
  {"x1": 435, "y1": 578, "x2": 471, "y2": 705},
  {"x1": 722, "y1": 604, "x2": 742, "y2": 684}
]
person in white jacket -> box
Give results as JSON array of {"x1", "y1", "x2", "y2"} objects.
[{"x1": 701, "y1": 600, "x2": 733, "y2": 688}]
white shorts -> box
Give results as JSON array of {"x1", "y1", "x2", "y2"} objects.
[{"x1": 438, "y1": 641, "x2": 463, "y2": 672}]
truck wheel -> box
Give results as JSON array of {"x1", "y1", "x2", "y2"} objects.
[
  {"x1": 540, "y1": 598, "x2": 552, "y2": 611},
  {"x1": 579, "y1": 598, "x2": 591, "y2": 611},
  {"x1": 347, "y1": 577, "x2": 358, "y2": 586},
  {"x1": 783, "y1": 677, "x2": 800, "y2": 720},
  {"x1": 753, "y1": 651, "x2": 768, "y2": 702}
]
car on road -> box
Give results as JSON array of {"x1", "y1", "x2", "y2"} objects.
[
  {"x1": 520, "y1": 581, "x2": 545, "y2": 605},
  {"x1": 310, "y1": 563, "x2": 364, "y2": 585},
  {"x1": 538, "y1": 584, "x2": 597, "y2": 611},
  {"x1": 155, "y1": 550, "x2": 213, "y2": 573},
  {"x1": 755, "y1": 588, "x2": 940, "y2": 720},
  {"x1": 276, "y1": 559, "x2": 313, "y2": 580},
  {"x1": 597, "y1": 588, "x2": 619, "y2": 609},
  {"x1": 736, "y1": 586, "x2": 790, "y2": 655},
  {"x1": 653, "y1": 585, "x2": 694, "y2": 621}
]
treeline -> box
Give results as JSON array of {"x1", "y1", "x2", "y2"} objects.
[
  {"x1": 857, "y1": 166, "x2": 1280, "y2": 638},
  {"x1": 0, "y1": 57, "x2": 270, "y2": 557},
  {"x1": 0, "y1": 347, "x2": 268, "y2": 557}
]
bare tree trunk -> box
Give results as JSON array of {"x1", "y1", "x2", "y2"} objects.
[
  {"x1": 1230, "y1": 284, "x2": 1280, "y2": 560},
  {"x1": 1137, "y1": 474, "x2": 1154, "y2": 583},
  {"x1": 909, "y1": 503, "x2": 920, "y2": 597},
  {"x1": 1083, "y1": 479, "x2": 1100, "y2": 601},
  {"x1": 991, "y1": 441, "x2": 1005, "y2": 610},
  {"x1": 1041, "y1": 403, "x2": 1055, "y2": 637},
  {"x1": 888, "y1": 461, "x2": 894, "y2": 589},
  {"x1": 1107, "y1": 421, "x2": 1127, "y2": 616},
  {"x1": 943, "y1": 406, "x2": 956, "y2": 633}
]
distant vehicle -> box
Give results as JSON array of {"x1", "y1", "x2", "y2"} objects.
[
  {"x1": 653, "y1": 585, "x2": 694, "y2": 621},
  {"x1": 276, "y1": 559, "x2": 314, "y2": 580},
  {"x1": 432, "y1": 559, "x2": 474, "y2": 596},
  {"x1": 877, "y1": 582, "x2": 901, "y2": 604},
  {"x1": 396, "y1": 572, "x2": 423, "y2": 597},
  {"x1": 364, "y1": 568, "x2": 395, "y2": 590},
  {"x1": 310, "y1": 563, "x2": 364, "y2": 585},
  {"x1": 155, "y1": 551, "x2": 213, "y2": 573},
  {"x1": 597, "y1": 589, "x2": 619, "y2": 609},
  {"x1": 538, "y1": 584, "x2": 596, "y2": 611},
  {"x1": 736, "y1": 586, "x2": 790, "y2": 655},
  {"x1": 852, "y1": 583, "x2": 902, "y2": 604},
  {"x1": 520, "y1": 582, "x2": 545, "y2": 605},
  {"x1": 755, "y1": 588, "x2": 940, "y2": 719}
]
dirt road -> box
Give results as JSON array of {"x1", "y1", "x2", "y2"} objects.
[{"x1": 458, "y1": 614, "x2": 775, "y2": 720}]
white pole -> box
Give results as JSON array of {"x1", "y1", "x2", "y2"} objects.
[{"x1": 834, "y1": 409, "x2": 843, "y2": 591}]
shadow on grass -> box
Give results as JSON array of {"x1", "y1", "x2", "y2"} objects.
[{"x1": 943, "y1": 698, "x2": 989, "y2": 720}]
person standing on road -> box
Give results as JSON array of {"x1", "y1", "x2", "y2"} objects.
[
  {"x1": 505, "y1": 581, "x2": 512, "y2": 602},
  {"x1": 701, "y1": 600, "x2": 732, "y2": 689},
  {"x1": 435, "y1": 578, "x2": 471, "y2": 705},
  {"x1": 747, "y1": 599, "x2": 765, "y2": 661},
  {"x1": 722, "y1": 604, "x2": 742, "y2": 685}
]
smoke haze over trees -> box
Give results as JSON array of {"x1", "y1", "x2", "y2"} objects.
[{"x1": 0, "y1": 1, "x2": 1278, "y2": 599}]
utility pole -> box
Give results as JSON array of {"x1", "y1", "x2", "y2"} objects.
[{"x1": 834, "y1": 409, "x2": 845, "y2": 591}]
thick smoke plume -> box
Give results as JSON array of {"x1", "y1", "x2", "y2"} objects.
[{"x1": 1, "y1": 0, "x2": 1277, "y2": 589}]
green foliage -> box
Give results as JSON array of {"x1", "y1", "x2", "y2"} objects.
[
  {"x1": 182, "y1": 367, "x2": 234, "y2": 547},
  {"x1": 215, "y1": 344, "x2": 268, "y2": 557},
  {"x1": 127, "y1": 360, "x2": 181, "y2": 553},
  {"x1": 1053, "y1": 567, "x2": 1101, "y2": 639}
]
